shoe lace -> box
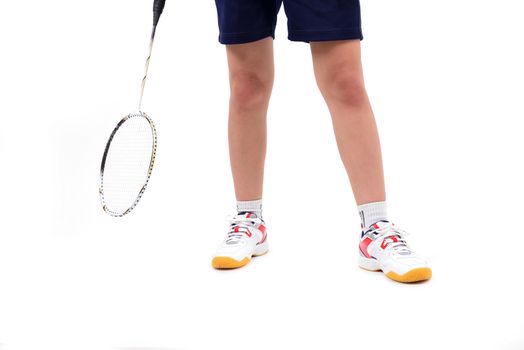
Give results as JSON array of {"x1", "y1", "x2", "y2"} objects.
[
  {"x1": 223, "y1": 214, "x2": 262, "y2": 245},
  {"x1": 367, "y1": 222, "x2": 413, "y2": 256}
]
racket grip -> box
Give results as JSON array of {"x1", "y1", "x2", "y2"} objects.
[{"x1": 153, "y1": 0, "x2": 166, "y2": 26}]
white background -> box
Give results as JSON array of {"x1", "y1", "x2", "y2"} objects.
[{"x1": 1, "y1": 0, "x2": 523, "y2": 349}]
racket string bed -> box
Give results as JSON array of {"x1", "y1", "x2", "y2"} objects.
[{"x1": 100, "y1": 113, "x2": 157, "y2": 217}]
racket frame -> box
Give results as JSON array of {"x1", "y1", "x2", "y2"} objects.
[{"x1": 99, "y1": 112, "x2": 158, "y2": 217}]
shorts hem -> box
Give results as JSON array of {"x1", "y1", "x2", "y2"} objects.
[
  {"x1": 218, "y1": 30, "x2": 275, "y2": 45},
  {"x1": 288, "y1": 28, "x2": 363, "y2": 43}
]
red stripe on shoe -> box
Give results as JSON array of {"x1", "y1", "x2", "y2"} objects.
[
  {"x1": 258, "y1": 224, "x2": 267, "y2": 244},
  {"x1": 359, "y1": 237, "x2": 373, "y2": 258}
]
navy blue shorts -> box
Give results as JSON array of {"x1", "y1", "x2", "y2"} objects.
[{"x1": 214, "y1": 0, "x2": 363, "y2": 44}]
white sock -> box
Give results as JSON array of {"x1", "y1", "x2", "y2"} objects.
[
  {"x1": 358, "y1": 201, "x2": 388, "y2": 229},
  {"x1": 237, "y1": 199, "x2": 263, "y2": 218}
]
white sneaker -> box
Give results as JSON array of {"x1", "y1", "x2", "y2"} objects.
[
  {"x1": 212, "y1": 211, "x2": 269, "y2": 269},
  {"x1": 359, "y1": 221, "x2": 432, "y2": 283}
]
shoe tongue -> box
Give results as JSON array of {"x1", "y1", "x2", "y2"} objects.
[
  {"x1": 368, "y1": 220, "x2": 390, "y2": 230},
  {"x1": 237, "y1": 211, "x2": 258, "y2": 219},
  {"x1": 369, "y1": 220, "x2": 403, "y2": 243}
]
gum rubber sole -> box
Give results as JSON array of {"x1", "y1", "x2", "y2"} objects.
[
  {"x1": 211, "y1": 249, "x2": 269, "y2": 270},
  {"x1": 386, "y1": 267, "x2": 432, "y2": 283},
  {"x1": 212, "y1": 256, "x2": 250, "y2": 269}
]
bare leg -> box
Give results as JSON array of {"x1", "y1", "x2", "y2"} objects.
[
  {"x1": 310, "y1": 40, "x2": 385, "y2": 205},
  {"x1": 225, "y1": 37, "x2": 275, "y2": 201}
]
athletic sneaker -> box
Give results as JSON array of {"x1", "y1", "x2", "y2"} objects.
[
  {"x1": 212, "y1": 211, "x2": 268, "y2": 269},
  {"x1": 359, "y1": 221, "x2": 432, "y2": 283}
]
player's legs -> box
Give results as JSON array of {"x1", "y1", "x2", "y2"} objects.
[
  {"x1": 212, "y1": 39, "x2": 274, "y2": 269},
  {"x1": 225, "y1": 37, "x2": 275, "y2": 201},
  {"x1": 212, "y1": 0, "x2": 278, "y2": 269},
  {"x1": 310, "y1": 39, "x2": 385, "y2": 205},
  {"x1": 310, "y1": 40, "x2": 431, "y2": 283},
  {"x1": 212, "y1": 40, "x2": 274, "y2": 269}
]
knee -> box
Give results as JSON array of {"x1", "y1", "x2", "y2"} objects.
[
  {"x1": 229, "y1": 70, "x2": 273, "y2": 111},
  {"x1": 320, "y1": 69, "x2": 367, "y2": 106}
]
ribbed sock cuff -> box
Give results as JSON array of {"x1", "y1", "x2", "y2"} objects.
[
  {"x1": 237, "y1": 199, "x2": 263, "y2": 216},
  {"x1": 358, "y1": 201, "x2": 388, "y2": 229}
]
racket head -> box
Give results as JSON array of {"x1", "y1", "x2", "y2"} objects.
[{"x1": 99, "y1": 112, "x2": 157, "y2": 217}]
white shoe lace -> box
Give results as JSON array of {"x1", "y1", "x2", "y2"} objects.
[
  {"x1": 367, "y1": 222, "x2": 413, "y2": 256},
  {"x1": 223, "y1": 214, "x2": 262, "y2": 245}
]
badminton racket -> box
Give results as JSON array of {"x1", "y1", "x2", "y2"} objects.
[{"x1": 99, "y1": 0, "x2": 166, "y2": 217}]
